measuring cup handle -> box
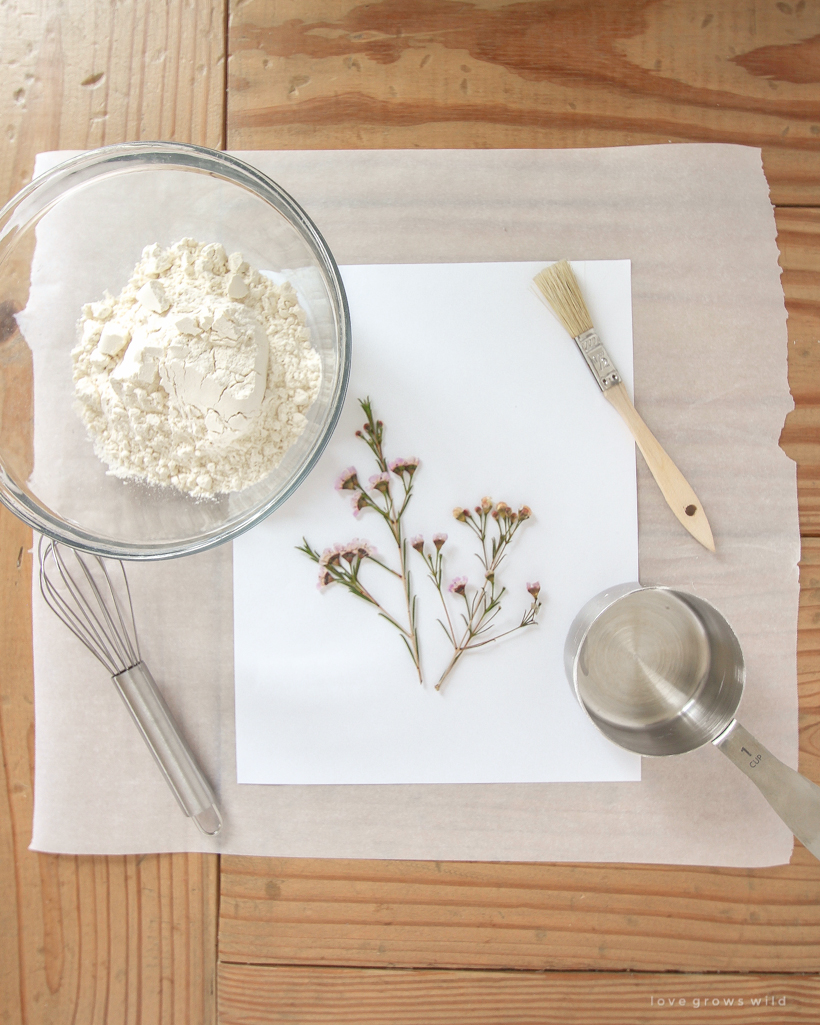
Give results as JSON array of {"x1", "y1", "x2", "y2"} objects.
[{"x1": 714, "y1": 720, "x2": 820, "y2": 859}]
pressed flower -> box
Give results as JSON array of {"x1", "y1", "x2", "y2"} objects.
[
  {"x1": 390, "y1": 456, "x2": 420, "y2": 477},
  {"x1": 299, "y1": 399, "x2": 423, "y2": 684},
  {"x1": 369, "y1": 471, "x2": 391, "y2": 494},
  {"x1": 350, "y1": 490, "x2": 369, "y2": 517},
  {"x1": 435, "y1": 493, "x2": 541, "y2": 691},
  {"x1": 345, "y1": 538, "x2": 376, "y2": 560},
  {"x1": 335, "y1": 466, "x2": 360, "y2": 491},
  {"x1": 302, "y1": 398, "x2": 542, "y2": 693},
  {"x1": 319, "y1": 545, "x2": 343, "y2": 567},
  {"x1": 448, "y1": 576, "x2": 468, "y2": 595}
]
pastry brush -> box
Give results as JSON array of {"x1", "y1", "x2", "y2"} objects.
[{"x1": 533, "y1": 260, "x2": 715, "y2": 552}]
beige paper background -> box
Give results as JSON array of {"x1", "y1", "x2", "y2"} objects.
[{"x1": 29, "y1": 144, "x2": 798, "y2": 865}]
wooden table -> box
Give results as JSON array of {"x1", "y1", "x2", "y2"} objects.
[{"x1": 2, "y1": 3, "x2": 820, "y2": 1022}]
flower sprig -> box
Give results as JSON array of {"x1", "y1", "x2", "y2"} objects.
[
  {"x1": 415, "y1": 499, "x2": 542, "y2": 690},
  {"x1": 298, "y1": 398, "x2": 423, "y2": 682},
  {"x1": 298, "y1": 400, "x2": 543, "y2": 691}
]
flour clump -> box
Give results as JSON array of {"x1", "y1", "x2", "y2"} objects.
[{"x1": 72, "y1": 239, "x2": 321, "y2": 496}]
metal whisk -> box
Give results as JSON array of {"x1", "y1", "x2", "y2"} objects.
[{"x1": 38, "y1": 537, "x2": 222, "y2": 835}]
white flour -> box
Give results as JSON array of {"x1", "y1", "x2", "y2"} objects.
[{"x1": 72, "y1": 239, "x2": 321, "y2": 496}]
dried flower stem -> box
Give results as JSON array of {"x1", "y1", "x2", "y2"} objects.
[
  {"x1": 298, "y1": 399, "x2": 423, "y2": 682},
  {"x1": 420, "y1": 501, "x2": 541, "y2": 691}
]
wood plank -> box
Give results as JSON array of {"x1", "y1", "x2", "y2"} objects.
[
  {"x1": 778, "y1": 207, "x2": 820, "y2": 537},
  {"x1": 0, "y1": 2, "x2": 225, "y2": 1022},
  {"x1": 226, "y1": 0, "x2": 820, "y2": 205},
  {"x1": 219, "y1": 854, "x2": 820, "y2": 972},
  {"x1": 218, "y1": 965, "x2": 820, "y2": 1025},
  {"x1": 217, "y1": 539, "x2": 820, "y2": 973},
  {"x1": 0, "y1": 0, "x2": 225, "y2": 207}
]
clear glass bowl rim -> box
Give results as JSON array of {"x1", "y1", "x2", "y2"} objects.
[{"x1": 0, "y1": 141, "x2": 351, "y2": 560}]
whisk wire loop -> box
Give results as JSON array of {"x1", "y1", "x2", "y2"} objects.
[{"x1": 38, "y1": 537, "x2": 141, "y2": 675}]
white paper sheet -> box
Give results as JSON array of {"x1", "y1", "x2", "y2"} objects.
[{"x1": 234, "y1": 261, "x2": 640, "y2": 785}]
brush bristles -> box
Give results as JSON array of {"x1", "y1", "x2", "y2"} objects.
[{"x1": 533, "y1": 260, "x2": 593, "y2": 339}]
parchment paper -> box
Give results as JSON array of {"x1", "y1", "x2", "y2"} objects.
[{"x1": 28, "y1": 145, "x2": 798, "y2": 865}]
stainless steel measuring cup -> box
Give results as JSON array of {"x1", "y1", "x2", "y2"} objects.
[{"x1": 565, "y1": 583, "x2": 820, "y2": 859}]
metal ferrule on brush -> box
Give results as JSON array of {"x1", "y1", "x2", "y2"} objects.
[{"x1": 574, "y1": 328, "x2": 621, "y2": 392}]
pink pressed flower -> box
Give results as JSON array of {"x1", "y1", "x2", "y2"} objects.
[
  {"x1": 433, "y1": 533, "x2": 447, "y2": 550},
  {"x1": 319, "y1": 544, "x2": 343, "y2": 567},
  {"x1": 518, "y1": 505, "x2": 532, "y2": 521},
  {"x1": 317, "y1": 568, "x2": 334, "y2": 590},
  {"x1": 335, "y1": 466, "x2": 360, "y2": 491},
  {"x1": 350, "y1": 490, "x2": 369, "y2": 517},
  {"x1": 410, "y1": 534, "x2": 425, "y2": 553},
  {"x1": 343, "y1": 538, "x2": 376, "y2": 561},
  {"x1": 368, "y1": 471, "x2": 391, "y2": 494},
  {"x1": 448, "y1": 576, "x2": 468, "y2": 595},
  {"x1": 389, "y1": 456, "x2": 420, "y2": 477},
  {"x1": 527, "y1": 581, "x2": 541, "y2": 598},
  {"x1": 453, "y1": 507, "x2": 470, "y2": 522}
]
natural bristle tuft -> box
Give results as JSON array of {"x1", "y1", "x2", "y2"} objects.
[{"x1": 533, "y1": 260, "x2": 593, "y2": 338}]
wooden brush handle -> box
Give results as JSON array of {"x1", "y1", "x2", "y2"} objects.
[{"x1": 604, "y1": 382, "x2": 715, "y2": 552}]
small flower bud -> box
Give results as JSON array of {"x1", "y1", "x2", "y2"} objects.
[
  {"x1": 518, "y1": 505, "x2": 532, "y2": 521},
  {"x1": 480, "y1": 496, "x2": 493, "y2": 513},
  {"x1": 453, "y1": 507, "x2": 470, "y2": 522},
  {"x1": 527, "y1": 581, "x2": 541, "y2": 599}
]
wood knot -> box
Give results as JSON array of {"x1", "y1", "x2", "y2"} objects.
[{"x1": 0, "y1": 300, "x2": 19, "y2": 344}]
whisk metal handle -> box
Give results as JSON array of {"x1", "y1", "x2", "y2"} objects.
[{"x1": 113, "y1": 663, "x2": 222, "y2": 836}]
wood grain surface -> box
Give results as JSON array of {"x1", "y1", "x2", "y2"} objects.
[
  {"x1": 0, "y1": 3, "x2": 224, "y2": 1023},
  {"x1": 779, "y1": 207, "x2": 820, "y2": 537},
  {"x1": 2, "y1": 2, "x2": 820, "y2": 1023},
  {"x1": 218, "y1": 966, "x2": 820, "y2": 1025},
  {"x1": 227, "y1": 0, "x2": 820, "y2": 204}
]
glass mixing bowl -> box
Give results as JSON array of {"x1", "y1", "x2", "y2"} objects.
[{"x1": 0, "y1": 143, "x2": 350, "y2": 559}]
